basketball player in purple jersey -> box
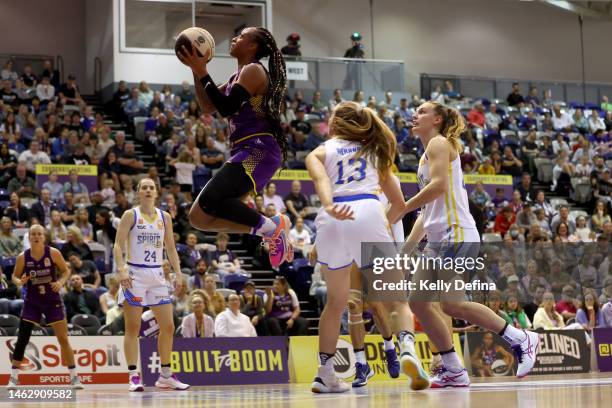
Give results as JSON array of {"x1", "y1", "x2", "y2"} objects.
[
  {"x1": 178, "y1": 27, "x2": 293, "y2": 267},
  {"x1": 6, "y1": 225, "x2": 83, "y2": 389}
]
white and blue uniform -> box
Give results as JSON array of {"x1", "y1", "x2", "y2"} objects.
[
  {"x1": 119, "y1": 207, "x2": 172, "y2": 307},
  {"x1": 314, "y1": 138, "x2": 395, "y2": 269},
  {"x1": 417, "y1": 153, "x2": 479, "y2": 243}
]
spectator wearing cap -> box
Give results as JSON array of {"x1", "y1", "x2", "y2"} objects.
[
  {"x1": 304, "y1": 122, "x2": 327, "y2": 151},
  {"x1": 505, "y1": 274, "x2": 529, "y2": 305},
  {"x1": 289, "y1": 107, "x2": 310, "y2": 151},
  {"x1": 264, "y1": 276, "x2": 309, "y2": 336},
  {"x1": 240, "y1": 281, "x2": 266, "y2": 335},
  {"x1": 555, "y1": 285, "x2": 578, "y2": 321},
  {"x1": 58, "y1": 74, "x2": 81, "y2": 105},
  {"x1": 281, "y1": 32, "x2": 301, "y2": 57},
  {"x1": 215, "y1": 294, "x2": 257, "y2": 337},
  {"x1": 68, "y1": 252, "x2": 101, "y2": 290},
  {"x1": 181, "y1": 291, "x2": 215, "y2": 338}
]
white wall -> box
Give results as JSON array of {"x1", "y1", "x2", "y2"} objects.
[
  {"x1": 272, "y1": 0, "x2": 612, "y2": 92},
  {"x1": 0, "y1": 0, "x2": 87, "y2": 90},
  {"x1": 86, "y1": 0, "x2": 115, "y2": 92}
]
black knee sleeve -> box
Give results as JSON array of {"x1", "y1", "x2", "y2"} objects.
[
  {"x1": 12, "y1": 320, "x2": 34, "y2": 362},
  {"x1": 198, "y1": 163, "x2": 251, "y2": 214},
  {"x1": 197, "y1": 162, "x2": 262, "y2": 228}
]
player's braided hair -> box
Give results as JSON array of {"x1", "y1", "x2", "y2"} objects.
[{"x1": 251, "y1": 27, "x2": 288, "y2": 162}]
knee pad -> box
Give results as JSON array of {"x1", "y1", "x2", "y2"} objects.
[
  {"x1": 348, "y1": 290, "x2": 364, "y2": 325},
  {"x1": 12, "y1": 320, "x2": 34, "y2": 362}
]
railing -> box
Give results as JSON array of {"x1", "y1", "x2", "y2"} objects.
[
  {"x1": 285, "y1": 56, "x2": 405, "y2": 94},
  {"x1": 56, "y1": 55, "x2": 64, "y2": 84},
  {"x1": 94, "y1": 57, "x2": 102, "y2": 94},
  {"x1": 421, "y1": 73, "x2": 612, "y2": 105}
]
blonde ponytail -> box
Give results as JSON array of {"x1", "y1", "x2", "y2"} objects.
[
  {"x1": 330, "y1": 101, "x2": 396, "y2": 176},
  {"x1": 431, "y1": 102, "x2": 465, "y2": 153}
]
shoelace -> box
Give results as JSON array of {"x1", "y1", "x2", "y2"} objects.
[{"x1": 430, "y1": 365, "x2": 444, "y2": 377}]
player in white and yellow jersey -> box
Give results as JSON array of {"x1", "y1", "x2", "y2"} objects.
[
  {"x1": 306, "y1": 101, "x2": 428, "y2": 393},
  {"x1": 402, "y1": 101, "x2": 539, "y2": 388},
  {"x1": 114, "y1": 178, "x2": 189, "y2": 392}
]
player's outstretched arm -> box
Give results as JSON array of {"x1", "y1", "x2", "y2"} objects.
[
  {"x1": 400, "y1": 214, "x2": 425, "y2": 256},
  {"x1": 381, "y1": 171, "x2": 405, "y2": 224}
]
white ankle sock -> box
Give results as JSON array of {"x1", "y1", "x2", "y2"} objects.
[
  {"x1": 354, "y1": 350, "x2": 366, "y2": 364},
  {"x1": 383, "y1": 338, "x2": 395, "y2": 352},
  {"x1": 440, "y1": 351, "x2": 463, "y2": 372},
  {"x1": 254, "y1": 217, "x2": 276, "y2": 236},
  {"x1": 501, "y1": 324, "x2": 527, "y2": 346}
]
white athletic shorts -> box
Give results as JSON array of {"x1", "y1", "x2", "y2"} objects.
[
  {"x1": 118, "y1": 265, "x2": 173, "y2": 307},
  {"x1": 315, "y1": 195, "x2": 395, "y2": 270}
]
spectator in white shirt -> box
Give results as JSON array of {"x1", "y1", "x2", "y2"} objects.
[
  {"x1": 552, "y1": 133, "x2": 570, "y2": 156},
  {"x1": 18, "y1": 140, "x2": 51, "y2": 172},
  {"x1": 551, "y1": 105, "x2": 574, "y2": 132},
  {"x1": 588, "y1": 109, "x2": 606, "y2": 133},
  {"x1": 214, "y1": 294, "x2": 257, "y2": 337},
  {"x1": 36, "y1": 76, "x2": 55, "y2": 102},
  {"x1": 262, "y1": 182, "x2": 286, "y2": 213},
  {"x1": 289, "y1": 217, "x2": 312, "y2": 253},
  {"x1": 485, "y1": 103, "x2": 503, "y2": 132},
  {"x1": 181, "y1": 291, "x2": 215, "y2": 338}
]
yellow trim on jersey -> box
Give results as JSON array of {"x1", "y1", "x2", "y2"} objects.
[
  {"x1": 448, "y1": 165, "x2": 460, "y2": 231},
  {"x1": 139, "y1": 208, "x2": 158, "y2": 224},
  {"x1": 232, "y1": 132, "x2": 274, "y2": 146},
  {"x1": 444, "y1": 192, "x2": 452, "y2": 228}
]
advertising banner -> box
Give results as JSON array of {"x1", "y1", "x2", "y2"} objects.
[
  {"x1": 285, "y1": 61, "x2": 309, "y2": 81},
  {"x1": 139, "y1": 336, "x2": 289, "y2": 386},
  {"x1": 271, "y1": 170, "x2": 512, "y2": 199},
  {"x1": 35, "y1": 164, "x2": 99, "y2": 194},
  {"x1": 289, "y1": 333, "x2": 462, "y2": 383},
  {"x1": 465, "y1": 330, "x2": 590, "y2": 377},
  {"x1": 593, "y1": 328, "x2": 612, "y2": 372},
  {"x1": 0, "y1": 336, "x2": 128, "y2": 385}
]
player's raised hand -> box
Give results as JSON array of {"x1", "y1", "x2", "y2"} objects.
[
  {"x1": 324, "y1": 204, "x2": 355, "y2": 220},
  {"x1": 177, "y1": 44, "x2": 210, "y2": 77},
  {"x1": 174, "y1": 272, "x2": 184, "y2": 292}
]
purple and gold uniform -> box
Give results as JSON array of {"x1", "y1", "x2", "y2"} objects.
[
  {"x1": 20, "y1": 246, "x2": 66, "y2": 324},
  {"x1": 225, "y1": 63, "x2": 282, "y2": 192}
]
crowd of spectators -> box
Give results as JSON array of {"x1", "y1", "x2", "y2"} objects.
[{"x1": 1, "y1": 56, "x2": 611, "y2": 337}]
